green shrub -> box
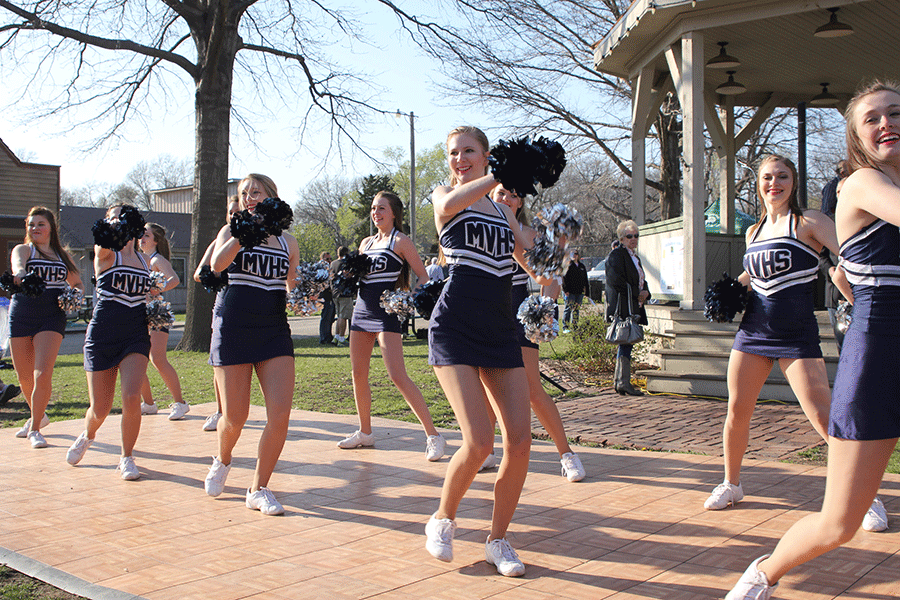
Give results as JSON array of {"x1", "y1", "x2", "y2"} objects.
[{"x1": 562, "y1": 312, "x2": 617, "y2": 373}]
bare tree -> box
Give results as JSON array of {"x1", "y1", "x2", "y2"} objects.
[
  {"x1": 295, "y1": 175, "x2": 358, "y2": 250},
  {"x1": 127, "y1": 155, "x2": 193, "y2": 210},
  {"x1": 0, "y1": 0, "x2": 427, "y2": 350}
]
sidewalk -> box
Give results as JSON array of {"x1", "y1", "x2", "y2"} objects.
[{"x1": 1, "y1": 402, "x2": 897, "y2": 599}]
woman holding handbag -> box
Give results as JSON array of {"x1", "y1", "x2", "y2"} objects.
[{"x1": 605, "y1": 220, "x2": 650, "y2": 396}]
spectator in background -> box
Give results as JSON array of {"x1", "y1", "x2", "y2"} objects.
[
  {"x1": 318, "y1": 251, "x2": 334, "y2": 345},
  {"x1": 425, "y1": 257, "x2": 444, "y2": 281},
  {"x1": 330, "y1": 246, "x2": 352, "y2": 346},
  {"x1": 561, "y1": 250, "x2": 588, "y2": 333},
  {"x1": 0, "y1": 379, "x2": 21, "y2": 405}
]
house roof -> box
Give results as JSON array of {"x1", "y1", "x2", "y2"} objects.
[
  {"x1": 59, "y1": 206, "x2": 193, "y2": 252},
  {"x1": 593, "y1": 0, "x2": 900, "y2": 108}
]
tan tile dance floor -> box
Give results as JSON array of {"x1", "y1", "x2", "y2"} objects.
[{"x1": 1, "y1": 403, "x2": 897, "y2": 599}]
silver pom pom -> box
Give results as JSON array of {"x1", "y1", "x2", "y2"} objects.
[
  {"x1": 517, "y1": 295, "x2": 559, "y2": 344},
  {"x1": 146, "y1": 298, "x2": 175, "y2": 331},
  {"x1": 286, "y1": 285, "x2": 318, "y2": 316},
  {"x1": 380, "y1": 289, "x2": 416, "y2": 322},
  {"x1": 147, "y1": 271, "x2": 167, "y2": 294},
  {"x1": 836, "y1": 300, "x2": 853, "y2": 334},
  {"x1": 57, "y1": 285, "x2": 84, "y2": 314},
  {"x1": 533, "y1": 203, "x2": 583, "y2": 242}
]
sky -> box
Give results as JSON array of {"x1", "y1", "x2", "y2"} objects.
[{"x1": 0, "y1": 2, "x2": 502, "y2": 203}]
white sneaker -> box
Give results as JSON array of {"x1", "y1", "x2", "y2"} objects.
[
  {"x1": 246, "y1": 487, "x2": 284, "y2": 515},
  {"x1": 484, "y1": 537, "x2": 526, "y2": 577},
  {"x1": 725, "y1": 555, "x2": 777, "y2": 600},
  {"x1": 66, "y1": 431, "x2": 93, "y2": 465},
  {"x1": 560, "y1": 452, "x2": 586, "y2": 482},
  {"x1": 168, "y1": 402, "x2": 190, "y2": 421},
  {"x1": 425, "y1": 434, "x2": 446, "y2": 462},
  {"x1": 204, "y1": 457, "x2": 231, "y2": 496},
  {"x1": 338, "y1": 429, "x2": 375, "y2": 449},
  {"x1": 479, "y1": 453, "x2": 499, "y2": 471},
  {"x1": 425, "y1": 514, "x2": 456, "y2": 562},
  {"x1": 862, "y1": 496, "x2": 889, "y2": 532},
  {"x1": 117, "y1": 456, "x2": 141, "y2": 481},
  {"x1": 202, "y1": 412, "x2": 221, "y2": 432},
  {"x1": 704, "y1": 481, "x2": 744, "y2": 510},
  {"x1": 16, "y1": 414, "x2": 50, "y2": 438},
  {"x1": 28, "y1": 431, "x2": 48, "y2": 449},
  {"x1": 140, "y1": 402, "x2": 158, "y2": 415}
]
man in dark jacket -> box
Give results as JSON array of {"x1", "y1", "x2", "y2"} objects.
[{"x1": 562, "y1": 251, "x2": 589, "y2": 332}]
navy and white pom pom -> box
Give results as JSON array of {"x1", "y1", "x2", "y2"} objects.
[
  {"x1": 148, "y1": 271, "x2": 167, "y2": 293},
  {"x1": 91, "y1": 219, "x2": 131, "y2": 251},
  {"x1": 58, "y1": 285, "x2": 84, "y2": 313},
  {"x1": 255, "y1": 197, "x2": 294, "y2": 237},
  {"x1": 533, "y1": 204, "x2": 582, "y2": 242},
  {"x1": 525, "y1": 234, "x2": 571, "y2": 279},
  {"x1": 703, "y1": 273, "x2": 748, "y2": 323},
  {"x1": 19, "y1": 272, "x2": 46, "y2": 298},
  {"x1": 230, "y1": 210, "x2": 269, "y2": 248},
  {"x1": 380, "y1": 289, "x2": 416, "y2": 322},
  {"x1": 286, "y1": 286, "x2": 317, "y2": 316},
  {"x1": 198, "y1": 265, "x2": 228, "y2": 293},
  {"x1": 0, "y1": 271, "x2": 20, "y2": 295},
  {"x1": 295, "y1": 261, "x2": 331, "y2": 298},
  {"x1": 488, "y1": 136, "x2": 567, "y2": 198},
  {"x1": 835, "y1": 300, "x2": 853, "y2": 334},
  {"x1": 517, "y1": 295, "x2": 559, "y2": 344},
  {"x1": 118, "y1": 205, "x2": 147, "y2": 241},
  {"x1": 332, "y1": 251, "x2": 372, "y2": 297},
  {"x1": 411, "y1": 278, "x2": 445, "y2": 321},
  {"x1": 146, "y1": 298, "x2": 175, "y2": 331}
]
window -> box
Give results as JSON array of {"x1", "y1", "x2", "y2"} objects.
[{"x1": 171, "y1": 257, "x2": 186, "y2": 288}]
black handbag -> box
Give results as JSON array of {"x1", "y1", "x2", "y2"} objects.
[{"x1": 605, "y1": 283, "x2": 644, "y2": 345}]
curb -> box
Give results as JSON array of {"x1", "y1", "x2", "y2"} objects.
[{"x1": 0, "y1": 547, "x2": 148, "y2": 600}]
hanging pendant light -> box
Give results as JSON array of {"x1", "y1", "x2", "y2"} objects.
[
  {"x1": 707, "y1": 42, "x2": 741, "y2": 69},
  {"x1": 716, "y1": 71, "x2": 746, "y2": 95},
  {"x1": 814, "y1": 8, "x2": 854, "y2": 38},
  {"x1": 811, "y1": 83, "x2": 839, "y2": 106}
]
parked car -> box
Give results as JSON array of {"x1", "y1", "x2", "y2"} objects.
[{"x1": 587, "y1": 259, "x2": 606, "y2": 302}]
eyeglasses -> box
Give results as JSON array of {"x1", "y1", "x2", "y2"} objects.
[{"x1": 624, "y1": 233, "x2": 639, "y2": 239}]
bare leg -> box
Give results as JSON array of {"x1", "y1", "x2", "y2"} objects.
[
  {"x1": 140, "y1": 374, "x2": 155, "y2": 406},
  {"x1": 148, "y1": 329, "x2": 184, "y2": 404},
  {"x1": 432, "y1": 365, "x2": 495, "y2": 521},
  {"x1": 10, "y1": 337, "x2": 36, "y2": 413},
  {"x1": 756, "y1": 437, "x2": 896, "y2": 584},
  {"x1": 480, "y1": 367, "x2": 531, "y2": 540},
  {"x1": 214, "y1": 364, "x2": 253, "y2": 465},
  {"x1": 723, "y1": 350, "x2": 773, "y2": 485},
  {"x1": 118, "y1": 353, "x2": 149, "y2": 456},
  {"x1": 522, "y1": 346, "x2": 572, "y2": 456},
  {"x1": 779, "y1": 357, "x2": 830, "y2": 441},
  {"x1": 349, "y1": 330, "x2": 378, "y2": 434},
  {"x1": 379, "y1": 332, "x2": 438, "y2": 436},
  {"x1": 250, "y1": 356, "x2": 294, "y2": 491},
  {"x1": 85, "y1": 368, "x2": 120, "y2": 439},
  {"x1": 27, "y1": 331, "x2": 62, "y2": 431}
]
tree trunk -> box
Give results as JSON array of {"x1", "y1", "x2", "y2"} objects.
[
  {"x1": 657, "y1": 95, "x2": 683, "y2": 221},
  {"x1": 177, "y1": 15, "x2": 240, "y2": 352}
]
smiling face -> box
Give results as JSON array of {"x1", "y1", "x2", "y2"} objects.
[
  {"x1": 853, "y1": 89, "x2": 900, "y2": 165},
  {"x1": 758, "y1": 159, "x2": 795, "y2": 208},
  {"x1": 26, "y1": 215, "x2": 51, "y2": 245},
  {"x1": 239, "y1": 179, "x2": 265, "y2": 212},
  {"x1": 370, "y1": 195, "x2": 395, "y2": 231},
  {"x1": 226, "y1": 200, "x2": 241, "y2": 224},
  {"x1": 491, "y1": 185, "x2": 522, "y2": 213},
  {"x1": 447, "y1": 133, "x2": 489, "y2": 185}
]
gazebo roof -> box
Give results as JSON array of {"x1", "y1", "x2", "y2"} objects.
[{"x1": 593, "y1": 0, "x2": 900, "y2": 108}]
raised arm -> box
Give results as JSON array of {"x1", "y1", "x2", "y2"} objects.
[
  {"x1": 432, "y1": 174, "x2": 498, "y2": 226},
  {"x1": 211, "y1": 224, "x2": 241, "y2": 273},
  {"x1": 193, "y1": 240, "x2": 217, "y2": 282}
]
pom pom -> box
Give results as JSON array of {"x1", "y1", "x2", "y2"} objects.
[
  {"x1": 703, "y1": 273, "x2": 748, "y2": 323},
  {"x1": 148, "y1": 271, "x2": 167, "y2": 293},
  {"x1": 287, "y1": 261, "x2": 332, "y2": 315},
  {"x1": 835, "y1": 300, "x2": 853, "y2": 334},
  {"x1": 117, "y1": 205, "x2": 147, "y2": 241},
  {"x1": 412, "y1": 278, "x2": 446, "y2": 320},
  {"x1": 0, "y1": 271, "x2": 21, "y2": 295},
  {"x1": 532, "y1": 203, "x2": 583, "y2": 242},
  {"x1": 198, "y1": 265, "x2": 228, "y2": 293},
  {"x1": 380, "y1": 289, "x2": 416, "y2": 322},
  {"x1": 488, "y1": 136, "x2": 567, "y2": 198},
  {"x1": 332, "y1": 251, "x2": 372, "y2": 297},
  {"x1": 19, "y1": 272, "x2": 46, "y2": 297},
  {"x1": 230, "y1": 210, "x2": 269, "y2": 248},
  {"x1": 91, "y1": 218, "x2": 130, "y2": 251},
  {"x1": 524, "y1": 234, "x2": 570, "y2": 279},
  {"x1": 517, "y1": 295, "x2": 559, "y2": 344},
  {"x1": 58, "y1": 285, "x2": 84, "y2": 313},
  {"x1": 286, "y1": 285, "x2": 318, "y2": 316},
  {"x1": 146, "y1": 298, "x2": 175, "y2": 331},
  {"x1": 254, "y1": 197, "x2": 294, "y2": 237}
]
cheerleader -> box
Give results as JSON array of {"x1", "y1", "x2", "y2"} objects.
[
  {"x1": 337, "y1": 190, "x2": 446, "y2": 461},
  {"x1": 138, "y1": 223, "x2": 189, "y2": 420},
  {"x1": 66, "y1": 204, "x2": 151, "y2": 480},
  {"x1": 726, "y1": 81, "x2": 900, "y2": 600},
  {"x1": 204, "y1": 174, "x2": 299, "y2": 516},
  {"x1": 424, "y1": 126, "x2": 535, "y2": 577},
  {"x1": 192, "y1": 197, "x2": 241, "y2": 432},
  {"x1": 491, "y1": 184, "x2": 585, "y2": 482},
  {"x1": 9, "y1": 207, "x2": 82, "y2": 448}
]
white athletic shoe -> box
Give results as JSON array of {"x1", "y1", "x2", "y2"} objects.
[
  {"x1": 140, "y1": 402, "x2": 158, "y2": 415},
  {"x1": 202, "y1": 412, "x2": 221, "y2": 432},
  {"x1": 560, "y1": 452, "x2": 586, "y2": 482},
  {"x1": 16, "y1": 414, "x2": 50, "y2": 438},
  {"x1": 425, "y1": 434, "x2": 446, "y2": 461},
  {"x1": 66, "y1": 431, "x2": 93, "y2": 465},
  {"x1": 484, "y1": 537, "x2": 526, "y2": 577},
  {"x1": 117, "y1": 456, "x2": 141, "y2": 481},
  {"x1": 704, "y1": 481, "x2": 744, "y2": 510},
  {"x1": 725, "y1": 555, "x2": 777, "y2": 600},
  {"x1": 862, "y1": 496, "x2": 889, "y2": 532},
  {"x1": 425, "y1": 514, "x2": 456, "y2": 562},
  {"x1": 168, "y1": 401, "x2": 190, "y2": 421},
  {"x1": 28, "y1": 431, "x2": 48, "y2": 449},
  {"x1": 338, "y1": 429, "x2": 375, "y2": 449},
  {"x1": 246, "y1": 487, "x2": 284, "y2": 515},
  {"x1": 204, "y1": 457, "x2": 231, "y2": 497}
]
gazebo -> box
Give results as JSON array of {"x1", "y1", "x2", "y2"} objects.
[{"x1": 593, "y1": 0, "x2": 900, "y2": 309}]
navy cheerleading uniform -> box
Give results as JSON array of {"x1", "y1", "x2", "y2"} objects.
[
  {"x1": 84, "y1": 252, "x2": 152, "y2": 372},
  {"x1": 429, "y1": 200, "x2": 523, "y2": 369},
  {"x1": 350, "y1": 229, "x2": 404, "y2": 335},
  {"x1": 733, "y1": 215, "x2": 821, "y2": 359},
  {"x1": 9, "y1": 246, "x2": 68, "y2": 338},
  {"x1": 510, "y1": 262, "x2": 538, "y2": 350},
  {"x1": 830, "y1": 219, "x2": 900, "y2": 440},
  {"x1": 209, "y1": 237, "x2": 293, "y2": 367}
]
